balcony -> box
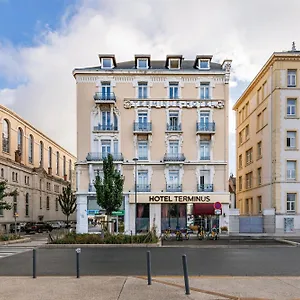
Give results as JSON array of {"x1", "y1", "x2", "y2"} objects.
[
  {"x1": 94, "y1": 92, "x2": 116, "y2": 104},
  {"x1": 200, "y1": 156, "x2": 210, "y2": 161},
  {"x1": 93, "y1": 124, "x2": 118, "y2": 132},
  {"x1": 197, "y1": 184, "x2": 214, "y2": 192},
  {"x1": 163, "y1": 153, "x2": 186, "y2": 162},
  {"x1": 88, "y1": 184, "x2": 96, "y2": 193},
  {"x1": 86, "y1": 152, "x2": 124, "y2": 162},
  {"x1": 166, "y1": 124, "x2": 182, "y2": 132},
  {"x1": 133, "y1": 122, "x2": 152, "y2": 134},
  {"x1": 196, "y1": 122, "x2": 215, "y2": 134},
  {"x1": 166, "y1": 184, "x2": 182, "y2": 192},
  {"x1": 136, "y1": 184, "x2": 151, "y2": 192}
]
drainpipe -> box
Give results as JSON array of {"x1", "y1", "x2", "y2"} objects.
[{"x1": 270, "y1": 65, "x2": 273, "y2": 211}]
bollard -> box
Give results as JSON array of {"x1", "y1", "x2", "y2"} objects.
[
  {"x1": 32, "y1": 249, "x2": 36, "y2": 279},
  {"x1": 131, "y1": 230, "x2": 133, "y2": 244},
  {"x1": 182, "y1": 254, "x2": 190, "y2": 295},
  {"x1": 76, "y1": 248, "x2": 81, "y2": 278},
  {"x1": 146, "y1": 250, "x2": 152, "y2": 285}
]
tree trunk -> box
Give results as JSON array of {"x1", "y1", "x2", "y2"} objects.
[{"x1": 66, "y1": 215, "x2": 69, "y2": 228}]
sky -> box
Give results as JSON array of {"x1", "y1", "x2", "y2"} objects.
[{"x1": 0, "y1": 0, "x2": 299, "y2": 175}]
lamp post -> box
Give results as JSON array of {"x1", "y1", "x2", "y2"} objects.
[{"x1": 133, "y1": 157, "x2": 138, "y2": 235}]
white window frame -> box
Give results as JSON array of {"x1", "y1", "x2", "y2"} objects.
[
  {"x1": 168, "y1": 140, "x2": 179, "y2": 155},
  {"x1": 287, "y1": 131, "x2": 296, "y2": 148},
  {"x1": 168, "y1": 170, "x2": 180, "y2": 184},
  {"x1": 168, "y1": 59, "x2": 180, "y2": 69},
  {"x1": 101, "y1": 58, "x2": 113, "y2": 69},
  {"x1": 199, "y1": 82, "x2": 210, "y2": 99},
  {"x1": 138, "y1": 140, "x2": 148, "y2": 160},
  {"x1": 287, "y1": 193, "x2": 296, "y2": 212},
  {"x1": 257, "y1": 141, "x2": 262, "y2": 158},
  {"x1": 246, "y1": 148, "x2": 252, "y2": 164},
  {"x1": 287, "y1": 161, "x2": 296, "y2": 180},
  {"x1": 287, "y1": 99, "x2": 296, "y2": 117},
  {"x1": 257, "y1": 168, "x2": 262, "y2": 185},
  {"x1": 138, "y1": 170, "x2": 149, "y2": 185},
  {"x1": 199, "y1": 141, "x2": 211, "y2": 160},
  {"x1": 287, "y1": 70, "x2": 297, "y2": 87},
  {"x1": 198, "y1": 59, "x2": 210, "y2": 70},
  {"x1": 137, "y1": 82, "x2": 148, "y2": 99},
  {"x1": 137, "y1": 58, "x2": 148, "y2": 69},
  {"x1": 169, "y1": 82, "x2": 180, "y2": 99}
]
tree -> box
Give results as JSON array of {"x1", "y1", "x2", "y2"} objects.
[
  {"x1": 94, "y1": 154, "x2": 124, "y2": 221},
  {"x1": 0, "y1": 180, "x2": 18, "y2": 211},
  {"x1": 57, "y1": 183, "x2": 77, "y2": 227}
]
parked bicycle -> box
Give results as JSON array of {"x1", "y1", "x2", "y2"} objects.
[{"x1": 164, "y1": 227, "x2": 172, "y2": 240}]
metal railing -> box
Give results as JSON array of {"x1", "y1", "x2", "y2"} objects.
[
  {"x1": 200, "y1": 156, "x2": 210, "y2": 161},
  {"x1": 166, "y1": 123, "x2": 182, "y2": 131},
  {"x1": 164, "y1": 153, "x2": 186, "y2": 162},
  {"x1": 133, "y1": 122, "x2": 152, "y2": 132},
  {"x1": 196, "y1": 122, "x2": 215, "y2": 132},
  {"x1": 197, "y1": 184, "x2": 214, "y2": 192},
  {"x1": 86, "y1": 152, "x2": 124, "y2": 161},
  {"x1": 93, "y1": 124, "x2": 118, "y2": 131},
  {"x1": 166, "y1": 184, "x2": 182, "y2": 192},
  {"x1": 136, "y1": 184, "x2": 151, "y2": 192},
  {"x1": 94, "y1": 92, "x2": 116, "y2": 101}
]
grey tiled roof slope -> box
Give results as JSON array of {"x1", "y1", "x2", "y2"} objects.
[{"x1": 75, "y1": 60, "x2": 223, "y2": 72}]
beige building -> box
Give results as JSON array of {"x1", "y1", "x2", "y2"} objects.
[
  {"x1": 0, "y1": 105, "x2": 76, "y2": 232},
  {"x1": 73, "y1": 54, "x2": 232, "y2": 234},
  {"x1": 233, "y1": 44, "x2": 300, "y2": 234}
]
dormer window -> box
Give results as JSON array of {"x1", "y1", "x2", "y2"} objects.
[
  {"x1": 137, "y1": 58, "x2": 148, "y2": 69},
  {"x1": 101, "y1": 58, "x2": 113, "y2": 69},
  {"x1": 169, "y1": 59, "x2": 180, "y2": 69},
  {"x1": 199, "y1": 59, "x2": 210, "y2": 69}
]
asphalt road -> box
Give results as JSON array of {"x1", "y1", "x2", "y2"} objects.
[{"x1": 1, "y1": 246, "x2": 300, "y2": 276}]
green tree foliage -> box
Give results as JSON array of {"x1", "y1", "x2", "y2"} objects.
[
  {"x1": 57, "y1": 183, "x2": 77, "y2": 226},
  {"x1": 94, "y1": 154, "x2": 124, "y2": 218},
  {"x1": 0, "y1": 181, "x2": 18, "y2": 211}
]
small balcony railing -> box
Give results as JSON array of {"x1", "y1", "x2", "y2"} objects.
[
  {"x1": 86, "y1": 152, "x2": 124, "y2": 161},
  {"x1": 138, "y1": 155, "x2": 149, "y2": 161},
  {"x1": 197, "y1": 184, "x2": 214, "y2": 192},
  {"x1": 166, "y1": 184, "x2": 182, "y2": 192},
  {"x1": 94, "y1": 92, "x2": 116, "y2": 102},
  {"x1": 200, "y1": 156, "x2": 210, "y2": 161},
  {"x1": 196, "y1": 122, "x2": 215, "y2": 133},
  {"x1": 166, "y1": 124, "x2": 182, "y2": 131},
  {"x1": 93, "y1": 124, "x2": 118, "y2": 131},
  {"x1": 163, "y1": 153, "x2": 186, "y2": 162},
  {"x1": 133, "y1": 122, "x2": 152, "y2": 133},
  {"x1": 136, "y1": 184, "x2": 151, "y2": 192},
  {"x1": 88, "y1": 184, "x2": 96, "y2": 192}
]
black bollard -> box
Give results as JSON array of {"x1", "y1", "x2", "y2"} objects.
[
  {"x1": 76, "y1": 248, "x2": 81, "y2": 278},
  {"x1": 146, "y1": 250, "x2": 152, "y2": 285},
  {"x1": 32, "y1": 249, "x2": 36, "y2": 279},
  {"x1": 182, "y1": 254, "x2": 190, "y2": 295}
]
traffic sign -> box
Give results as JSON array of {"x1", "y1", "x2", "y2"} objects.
[
  {"x1": 214, "y1": 202, "x2": 222, "y2": 210},
  {"x1": 214, "y1": 209, "x2": 222, "y2": 215}
]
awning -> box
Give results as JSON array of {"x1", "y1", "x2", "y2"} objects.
[{"x1": 193, "y1": 203, "x2": 222, "y2": 215}]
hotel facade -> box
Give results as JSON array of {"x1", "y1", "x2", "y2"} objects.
[
  {"x1": 73, "y1": 54, "x2": 232, "y2": 235},
  {"x1": 0, "y1": 105, "x2": 76, "y2": 232},
  {"x1": 233, "y1": 45, "x2": 300, "y2": 234}
]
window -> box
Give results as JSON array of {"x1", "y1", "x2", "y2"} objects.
[
  {"x1": 169, "y1": 82, "x2": 179, "y2": 99},
  {"x1": 15, "y1": 173, "x2": 18, "y2": 182},
  {"x1": 13, "y1": 194, "x2": 17, "y2": 215},
  {"x1": 63, "y1": 156, "x2": 66, "y2": 176},
  {"x1": 101, "y1": 82, "x2": 111, "y2": 97},
  {"x1": 47, "y1": 182, "x2": 51, "y2": 191},
  {"x1": 138, "y1": 171, "x2": 148, "y2": 190},
  {"x1": 257, "y1": 141, "x2": 262, "y2": 158},
  {"x1": 245, "y1": 125, "x2": 249, "y2": 139},
  {"x1": 258, "y1": 196, "x2": 262, "y2": 213},
  {"x1": 2, "y1": 119, "x2": 9, "y2": 153},
  {"x1": 113, "y1": 139, "x2": 118, "y2": 155},
  {"x1": 12, "y1": 172, "x2": 15, "y2": 182},
  {"x1": 239, "y1": 131, "x2": 243, "y2": 146},
  {"x1": 199, "y1": 59, "x2": 209, "y2": 69},
  {"x1": 239, "y1": 111, "x2": 242, "y2": 124},
  {"x1": 169, "y1": 170, "x2": 179, "y2": 184},
  {"x1": 169, "y1": 111, "x2": 179, "y2": 130},
  {"x1": 46, "y1": 196, "x2": 50, "y2": 210},
  {"x1": 287, "y1": 193, "x2": 296, "y2": 212},
  {"x1": 200, "y1": 83, "x2": 210, "y2": 99},
  {"x1": 238, "y1": 176, "x2": 242, "y2": 191},
  {"x1": 287, "y1": 131, "x2": 296, "y2": 148},
  {"x1": 56, "y1": 151, "x2": 60, "y2": 175},
  {"x1": 169, "y1": 59, "x2": 180, "y2": 69},
  {"x1": 17, "y1": 127, "x2": 23, "y2": 154},
  {"x1": 28, "y1": 134, "x2": 34, "y2": 164},
  {"x1": 101, "y1": 58, "x2": 112, "y2": 69},
  {"x1": 246, "y1": 172, "x2": 253, "y2": 189},
  {"x1": 199, "y1": 111, "x2": 210, "y2": 124},
  {"x1": 101, "y1": 140, "x2": 111, "y2": 156},
  {"x1": 48, "y1": 147, "x2": 52, "y2": 168},
  {"x1": 287, "y1": 99, "x2": 296, "y2": 117},
  {"x1": 287, "y1": 70, "x2": 296, "y2": 87},
  {"x1": 137, "y1": 58, "x2": 148, "y2": 69},
  {"x1": 40, "y1": 197, "x2": 42, "y2": 210},
  {"x1": 169, "y1": 140, "x2": 179, "y2": 155},
  {"x1": 287, "y1": 161, "x2": 296, "y2": 179},
  {"x1": 200, "y1": 141, "x2": 210, "y2": 160},
  {"x1": 55, "y1": 199, "x2": 59, "y2": 211},
  {"x1": 138, "y1": 111, "x2": 148, "y2": 125},
  {"x1": 39, "y1": 141, "x2": 44, "y2": 167},
  {"x1": 262, "y1": 108, "x2": 267, "y2": 126},
  {"x1": 138, "y1": 82, "x2": 148, "y2": 99},
  {"x1": 246, "y1": 148, "x2": 253, "y2": 165},
  {"x1": 257, "y1": 88, "x2": 262, "y2": 105},
  {"x1": 69, "y1": 159, "x2": 72, "y2": 180},
  {"x1": 239, "y1": 154, "x2": 243, "y2": 169},
  {"x1": 262, "y1": 81, "x2": 267, "y2": 99},
  {"x1": 25, "y1": 193, "x2": 29, "y2": 217},
  {"x1": 257, "y1": 168, "x2": 262, "y2": 185},
  {"x1": 0, "y1": 168, "x2": 4, "y2": 178},
  {"x1": 138, "y1": 141, "x2": 148, "y2": 160},
  {"x1": 257, "y1": 113, "x2": 262, "y2": 130},
  {"x1": 245, "y1": 102, "x2": 249, "y2": 117}
]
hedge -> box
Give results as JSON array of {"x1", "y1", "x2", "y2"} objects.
[{"x1": 0, "y1": 234, "x2": 21, "y2": 241}]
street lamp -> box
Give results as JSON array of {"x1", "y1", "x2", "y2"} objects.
[{"x1": 133, "y1": 157, "x2": 138, "y2": 235}]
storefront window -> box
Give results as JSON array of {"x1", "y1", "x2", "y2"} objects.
[
  {"x1": 136, "y1": 203, "x2": 149, "y2": 233},
  {"x1": 161, "y1": 204, "x2": 186, "y2": 231}
]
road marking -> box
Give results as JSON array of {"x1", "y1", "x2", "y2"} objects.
[{"x1": 0, "y1": 246, "x2": 33, "y2": 259}]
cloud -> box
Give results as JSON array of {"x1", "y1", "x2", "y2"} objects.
[{"x1": 0, "y1": 0, "x2": 299, "y2": 173}]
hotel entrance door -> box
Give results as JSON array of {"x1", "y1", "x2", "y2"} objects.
[{"x1": 161, "y1": 204, "x2": 187, "y2": 231}]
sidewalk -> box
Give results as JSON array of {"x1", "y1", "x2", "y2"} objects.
[{"x1": 2, "y1": 276, "x2": 300, "y2": 300}]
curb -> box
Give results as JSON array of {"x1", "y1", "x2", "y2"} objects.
[
  {"x1": 275, "y1": 238, "x2": 300, "y2": 246},
  {"x1": 0, "y1": 237, "x2": 31, "y2": 246},
  {"x1": 40, "y1": 242, "x2": 161, "y2": 248}
]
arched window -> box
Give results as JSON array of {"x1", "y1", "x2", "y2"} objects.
[
  {"x1": 28, "y1": 134, "x2": 34, "y2": 164},
  {"x1": 63, "y1": 155, "x2": 66, "y2": 176},
  {"x1": 17, "y1": 127, "x2": 23, "y2": 154},
  {"x1": 48, "y1": 147, "x2": 52, "y2": 169},
  {"x1": 39, "y1": 141, "x2": 44, "y2": 167},
  {"x1": 46, "y1": 196, "x2": 50, "y2": 210},
  {"x1": 25, "y1": 193, "x2": 29, "y2": 216},
  {"x1": 2, "y1": 119, "x2": 9, "y2": 153},
  {"x1": 56, "y1": 151, "x2": 60, "y2": 175}
]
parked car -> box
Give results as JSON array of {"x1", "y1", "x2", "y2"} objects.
[
  {"x1": 24, "y1": 222, "x2": 38, "y2": 234},
  {"x1": 35, "y1": 222, "x2": 53, "y2": 233},
  {"x1": 48, "y1": 221, "x2": 61, "y2": 229}
]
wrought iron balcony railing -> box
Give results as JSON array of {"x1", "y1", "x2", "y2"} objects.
[
  {"x1": 93, "y1": 124, "x2": 118, "y2": 131},
  {"x1": 166, "y1": 123, "x2": 182, "y2": 131},
  {"x1": 133, "y1": 122, "x2": 152, "y2": 132},
  {"x1": 86, "y1": 152, "x2": 124, "y2": 161},
  {"x1": 138, "y1": 155, "x2": 148, "y2": 161},
  {"x1": 196, "y1": 122, "x2": 216, "y2": 132},
  {"x1": 166, "y1": 184, "x2": 182, "y2": 192},
  {"x1": 197, "y1": 184, "x2": 214, "y2": 192},
  {"x1": 136, "y1": 184, "x2": 151, "y2": 192},
  {"x1": 200, "y1": 156, "x2": 210, "y2": 161},
  {"x1": 94, "y1": 92, "x2": 116, "y2": 102},
  {"x1": 163, "y1": 153, "x2": 186, "y2": 162}
]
